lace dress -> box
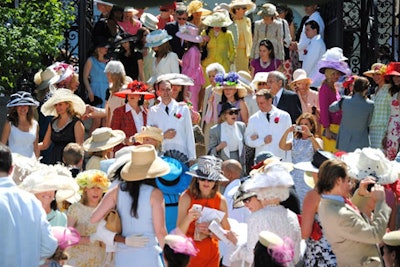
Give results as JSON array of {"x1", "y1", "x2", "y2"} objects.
[
  {"x1": 386, "y1": 92, "x2": 400, "y2": 160},
  {"x1": 291, "y1": 138, "x2": 314, "y2": 207},
  {"x1": 304, "y1": 214, "x2": 337, "y2": 266}
]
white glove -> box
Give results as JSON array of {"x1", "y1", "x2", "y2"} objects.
[
  {"x1": 90, "y1": 220, "x2": 116, "y2": 247},
  {"x1": 125, "y1": 234, "x2": 149, "y2": 248}
]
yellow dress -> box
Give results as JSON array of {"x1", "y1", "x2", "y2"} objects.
[
  {"x1": 66, "y1": 202, "x2": 105, "y2": 267},
  {"x1": 234, "y1": 18, "x2": 252, "y2": 72}
]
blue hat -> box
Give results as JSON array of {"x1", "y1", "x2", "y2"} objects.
[
  {"x1": 145, "y1": 29, "x2": 172, "y2": 48},
  {"x1": 156, "y1": 156, "x2": 192, "y2": 194}
]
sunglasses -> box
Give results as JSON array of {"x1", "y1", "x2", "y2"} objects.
[
  {"x1": 198, "y1": 177, "x2": 215, "y2": 182},
  {"x1": 177, "y1": 17, "x2": 187, "y2": 21},
  {"x1": 242, "y1": 196, "x2": 255, "y2": 204},
  {"x1": 228, "y1": 110, "x2": 239, "y2": 115}
]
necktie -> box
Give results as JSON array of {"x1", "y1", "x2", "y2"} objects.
[
  {"x1": 273, "y1": 96, "x2": 278, "y2": 106},
  {"x1": 165, "y1": 106, "x2": 169, "y2": 115},
  {"x1": 266, "y1": 113, "x2": 270, "y2": 122}
]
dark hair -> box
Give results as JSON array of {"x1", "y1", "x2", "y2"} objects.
[
  {"x1": 163, "y1": 243, "x2": 191, "y2": 267},
  {"x1": 7, "y1": 106, "x2": 35, "y2": 127},
  {"x1": 0, "y1": 144, "x2": 12, "y2": 173},
  {"x1": 259, "y1": 39, "x2": 276, "y2": 59},
  {"x1": 388, "y1": 76, "x2": 400, "y2": 97},
  {"x1": 124, "y1": 95, "x2": 145, "y2": 106},
  {"x1": 205, "y1": 26, "x2": 227, "y2": 35},
  {"x1": 174, "y1": 85, "x2": 186, "y2": 102},
  {"x1": 384, "y1": 244, "x2": 400, "y2": 263},
  {"x1": 155, "y1": 41, "x2": 172, "y2": 58},
  {"x1": 295, "y1": 113, "x2": 317, "y2": 139},
  {"x1": 353, "y1": 76, "x2": 370, "y2": 93},
  {"x1": 188, "y1": 177, "x2": 219, "y2": 199},
  {"x1": 305, "y1": 20, "x2": 320, "y2": 34},
  {"x1": 136, "y1": 27, "x2": 148, "y2": 49},
  {"x1": 185, "y1": 40, "x2": 200, "y2": 51},
  {"x1": 120, "y1": 179, "x2": 157, "y2": 218},
  {"x1": 253, "y1": 241, "x2": 284, "y2": 267},
  {"x1": 316, "y1": 159, "x2": 348, "y2": 194},
  {"x1": 220, "y1": 91, "x2": 241, "y2": 104}
]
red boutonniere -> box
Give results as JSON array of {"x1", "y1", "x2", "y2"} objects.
[
  {"x1": 174, "y1": 113, "x2": 182, "y2": 119},
  {"x1": 274, "y1": 117, "x2": 279, "y2": 124},
  {"x1": 304, "y1": 49, "x2": 308, "y2": 55}
]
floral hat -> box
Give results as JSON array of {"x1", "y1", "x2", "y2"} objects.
[
  {"x1": 202, "y1": 11, "x2": 233, "y2": 27},
  {"x1": 76, "y1": 169, "x2": 110, "y2": 192},
  {"x1": 186, "y1": 155, "x2": 228, "y2": 182},
  {"x1": 317, "y1": 47, "x2": 351, "y2": 76},
  {"x1": 176, "y1": 25, "x2": 203, "y2": 43},
  {"x1": 187, "y1": 0, "x2": 212, "y2": 17},
  {"x1": 363, "y1": 63, "x2": 387, "y2": 78},
  {"x1": 213, "y1": 72, "x2": 248, "y2": 98},
  {"x1": 385, "y1": 62, "x2": 400, "y2": 78},
  {"x1": 114, "y1": 80, "x2": 155, "y2": 100},
  {"x1": 7, "y1": 91, "x2": 39, "y2": 108},
  {"x1": 145, "y1": 29, "x2": 172, "y2": 48}
]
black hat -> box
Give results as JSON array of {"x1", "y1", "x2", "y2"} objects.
[
  {"x1": 219, "y1": 102, "x2": 240, "y2": 117},
  {"x1": 93, "y1": 36, "x2": 111, "y2": 49},
  {"x1": 114, "y1": 32, "x2": 138, "y2": 46}
]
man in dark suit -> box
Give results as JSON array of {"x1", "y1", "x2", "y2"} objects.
[
  {"x1": 164, "y1": 3, "x2": 195, "y2": 59},
  {"x1": 267, "y1": 70, "x2": 302, "y2": 123}
]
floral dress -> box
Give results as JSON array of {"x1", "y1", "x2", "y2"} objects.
[
  {"x1": 304, "y1": 215, "x2": 337, "y2": 266},
  {"x1": 66, "y1": 202, "x2": 105, "y2": 266},
  {"x1": 386, "y1": 92, "x2": 400, "y2": 160}
]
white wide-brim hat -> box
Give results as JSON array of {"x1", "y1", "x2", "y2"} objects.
[
  {"x1": 251, "y1": 72, "x2": 269, "y2": 88},
  {"x1": 145, "y1": 29, "x2": 172, "y2": 48},
  {"x1": 229, "y1": 0, "x2": 256, "y2": 13},
  {"x1": 83, "y1": 127, "x2": 126, "y2": 152},
  {"x1": 202, "y1": 11, "x2": 233, "y2": 27},
  {"x1": 156, "y1": 73, "x2": 195, "y2": 86},
  {"x1": 341, "y1": 147, "x2": 400, "y2": 185},
  {"x1": 140, "y1": 12, "x2": 159, "y2": 31},
  {"x1": 41, "y1": 88, "x2": 86, "y2": 117},
  {"x1": 289, "y1": 69, "x2": 312, "y2": 88}
]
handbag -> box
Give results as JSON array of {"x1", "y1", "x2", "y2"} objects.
[
  {"x1": 297, "y1": 215, "x2": 323, "y2": 241},
  {"x1": 105, "y1": 209, "x2": 122, "y2": 234}
]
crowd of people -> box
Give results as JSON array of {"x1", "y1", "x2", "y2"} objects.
[{"x1": 1, "y1": 0, "x2": 400, "y2": 266}]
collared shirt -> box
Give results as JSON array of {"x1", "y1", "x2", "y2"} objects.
[
  {"x1": 274, "y1": 88, "x2": 284, "y2": 105},
  {"x1": 125, "y1": 104, "x2": 144, "y2": 131},
  {"x1": 0, "y1": 176, "x2": 57, "y2": 266},
  {"x1": 321, "y1": 194, "x2": 344, "y2": 203}
]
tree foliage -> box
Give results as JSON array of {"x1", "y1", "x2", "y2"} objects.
[{"x1": 0, "y1": 0, "x2": 75, "y2": 93}]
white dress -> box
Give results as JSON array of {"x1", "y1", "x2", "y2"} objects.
[{"x1": 8, "y1": 120, "x2": 38, "y2": 158}]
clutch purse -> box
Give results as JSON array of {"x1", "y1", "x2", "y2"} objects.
[{"x1": 105, "y1": 209, "x2": 121, "y2": 234}]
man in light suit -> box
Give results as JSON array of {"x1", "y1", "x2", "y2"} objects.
[
  {"x1": 147, "y1": 80, "x2": 196, "y2": 162},
  {"x1": 267, "y1": 71, "x2": 302, "y2": 124},
  {"x1": 317, "y1": 159, "x2": 390, "y2": 267},
  {"x1": 245, "y1": 89, "x2": 292, "y2": 162}
]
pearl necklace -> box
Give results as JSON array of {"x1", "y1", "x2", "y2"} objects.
[{"x1": 260, "y1": 58, "x2": 271, "y2": 69}]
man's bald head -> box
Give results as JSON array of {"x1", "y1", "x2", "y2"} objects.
[{"x1": 222, "y1": 159, "x2": 242, "y2": 181}]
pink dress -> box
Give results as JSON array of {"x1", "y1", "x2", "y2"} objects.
[
  {"x1": 118, "y1": 20, "x2": 142, "y2": 35},
  {"x1": 181, "y1": 46, "x2": 205, "y2": 111},
  {"x1": 386, "y1": 92, "x2": 400, "y2": 160}
]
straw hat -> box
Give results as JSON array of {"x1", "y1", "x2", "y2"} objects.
[
  {"x1": 257, "y1": 3, "x2": 278, "y2": 17},
  {"x1": 363, "y1": 63, "x2": 387, "y2": 78},
  {"x1": 34, "y1": 68, "x2": 60, "y2": 91},
  {"x1": 7, "y1": 91, "x2": 39, "y2": 108},
  {"x1": 105, "y1": 146, "x2": 137, "y2": 181},
  {"x1": 186, "y1": 155, "x2": 228, "y2": 182},
  {"x1": 237, "y1": 70, "x2": 254, "y2": 94},
  {"x1": 156, "y1": 156, "x2": 192, "y2": 194},
  {"x1": 83, "y1": 127, "x2": 125, "y2": 152},
  {"x1": 76, "y1": 169, "x2": 110, "y2": 192},
  {"x1": 176, "y1": 25, "x2": 203, "y2": 43},
  {"x1": 145, "y1": 29, "x2": 172, "y2": 48},
  {"x1": 383, "y1": 231, "x2": 400, "y2": 246},
  {"x1": 187, "y1": 0, "x2": 212, "y2": 17},
  {"x1": 317, "y1": 47, "x2": 351, "y2": 75},
  {"x1": 229, "y1": 0, "x2": 256, "y2": 13},
  {"x1": 134, "y1": 126, "x2": 163, "y2": 144},
  {"x1": 385, "y1": 62, "x2": 400, "y2": 78},
  {"x1": 341, "y1": 147, "x2": 400, "y2": 185},
  {"x1": 202, "y1": 11, "x2": 233, "y2": 27},
  {"x1": 251, "y1": 72, "x2": 269, "y2": 88},
  {"x1": 52, "y1": 226, "x2": 81, "y2": 250},
  {"x1": 289, "y1": 69, "x2": 312, "y2": 88},
  {"x1": 120, "y1": 144, "x2": 170, "y2": 181},
  {"x1": 114, "y1": 80, "x2": 155, "y2": 100},
  {"x1": 140, "y1": 12, "x2": 159, "y2": 31},
  {"x1": 213, "y1": 72, "x2": 248, "y2": 98},
  {"x1": 40, "y1": 88, "x2": 86, "y2": 117}
]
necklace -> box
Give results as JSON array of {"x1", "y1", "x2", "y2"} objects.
[{"x1": 260, "y1": 58, "x2": 271, "y2": 69}]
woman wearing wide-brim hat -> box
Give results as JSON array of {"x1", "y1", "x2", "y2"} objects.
[
  {"x1": 134, "y1": 125, "x2": 163, "y2": 152},
  {"x1": 110, "y1": 80, "x2": 155, "y2": 152},
  {"x1": 39, "y1": 89, "x2": 85, "y2": 164},
  {"x1": 212, "y1": 71, "x2": 249, "y2": 124},
  {"x1": 362, "y1": 62, "x2": 392, "y2": 150},
  {"x1": 90, "y1": 144, "x2": 169, "y2": 267},
  {"x1": 187, "y1": 0, "x2": 212, "y2": 29},
  {"x1": 177, "y1": 155, "x2": 232, "y2": 267},
  {"x1": 383, "y1": 62, "x2": 400, "y2": 160},
  {"x1": 145, "y1": 29, "x2": 180, "y2": 84},
  {"x1": 316, "y1": 47, "x2": 351, "y2": 152},
  {"x1": 1, "y1": 91, "x2": 40, "y2": 158},
  {"x1": 200, "y1": 11, "x2": 235, "y2": 85}
]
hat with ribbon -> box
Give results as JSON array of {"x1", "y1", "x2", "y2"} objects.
[
  {"x1": 341, "y1": 147, "x2": 400, "y2": 185},
  {"x1": 202, "y1": 11, "x2": 233, "y2": 27},
  {"x1": 114, "y1": 32, "x2": 138, "y2": 46},
  {"x1": 176, "y1": 25, "x2": 203, "y2": 43},
  {"x1": 34, "y1": 68, "x2": 61, "y2": 91},
  {"x1": 187, "y1": 0, "x2": 211, "y2": 17},
  {"x1": 83, "y1": 127, "x2": 126, "y2": 152},
  {"x1": 7, "y1": 91, "x2": 39, "y2": 108},
  {"x1": 363, "y1": 63, "x2": 387, "y2": 78},
  {"x1": 317, "y1": 47, "x2": 351, "y2": 76},
  {"x1": 156, "y1": 156, "x2": 192, "y2": 194},
  {"x1": 114, "y1": 80, "x2": 155, "y2": 100},
  {"x1": 186, "y1": 155, "x2": 228, "y2": 182},
  {"x1": 145, "y1": 29, "x2": 172, "y2": 48},
  {"x1": 41, "y1": 88, "x2": 86, "y2": 117},
  {"x1": 120, "y1": 144, "x2": 170, "y2": 181},
  {"x1": 52, "y1": 226, "x2": 81, "y2": 250},
  {"x1": 140, "y1": 13, "x2": 159, "y2": 31},
  {"x1": 213, "y1": 72, "x2": 248, "y2": 98}
]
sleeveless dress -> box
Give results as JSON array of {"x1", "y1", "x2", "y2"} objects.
[
  {"x1": 385, "y1": 92, "x2": 400, "y2": 160},
  {"x1": 304, "y1": 214, "x2": 337, "y2": 266},
  {"x1": 8, "y1": 120, "x2": 38, "y2": 158},
  {"x1": 291, "y1": 138, "x2": 314, "y2": 207},
  {"x1": 49, "y1": 117, "x2": 81, "y2": 164},
  {"x1": 89, "y1": 56, "x2": 109, "y2": 108},
  {"x1": 186, "y1": 190, "x2": 222, "y2": 267},
  {"x1": 115, "y1": 184, "x2": 163, "y2": 267}
]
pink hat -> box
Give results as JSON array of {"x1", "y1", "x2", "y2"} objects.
[
  {"x1": 176, "y1": 25, "x2": 203, "y2": 43},
  {"x1": 52, "y1": 226, "x2": 80, "y2": 250}
]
